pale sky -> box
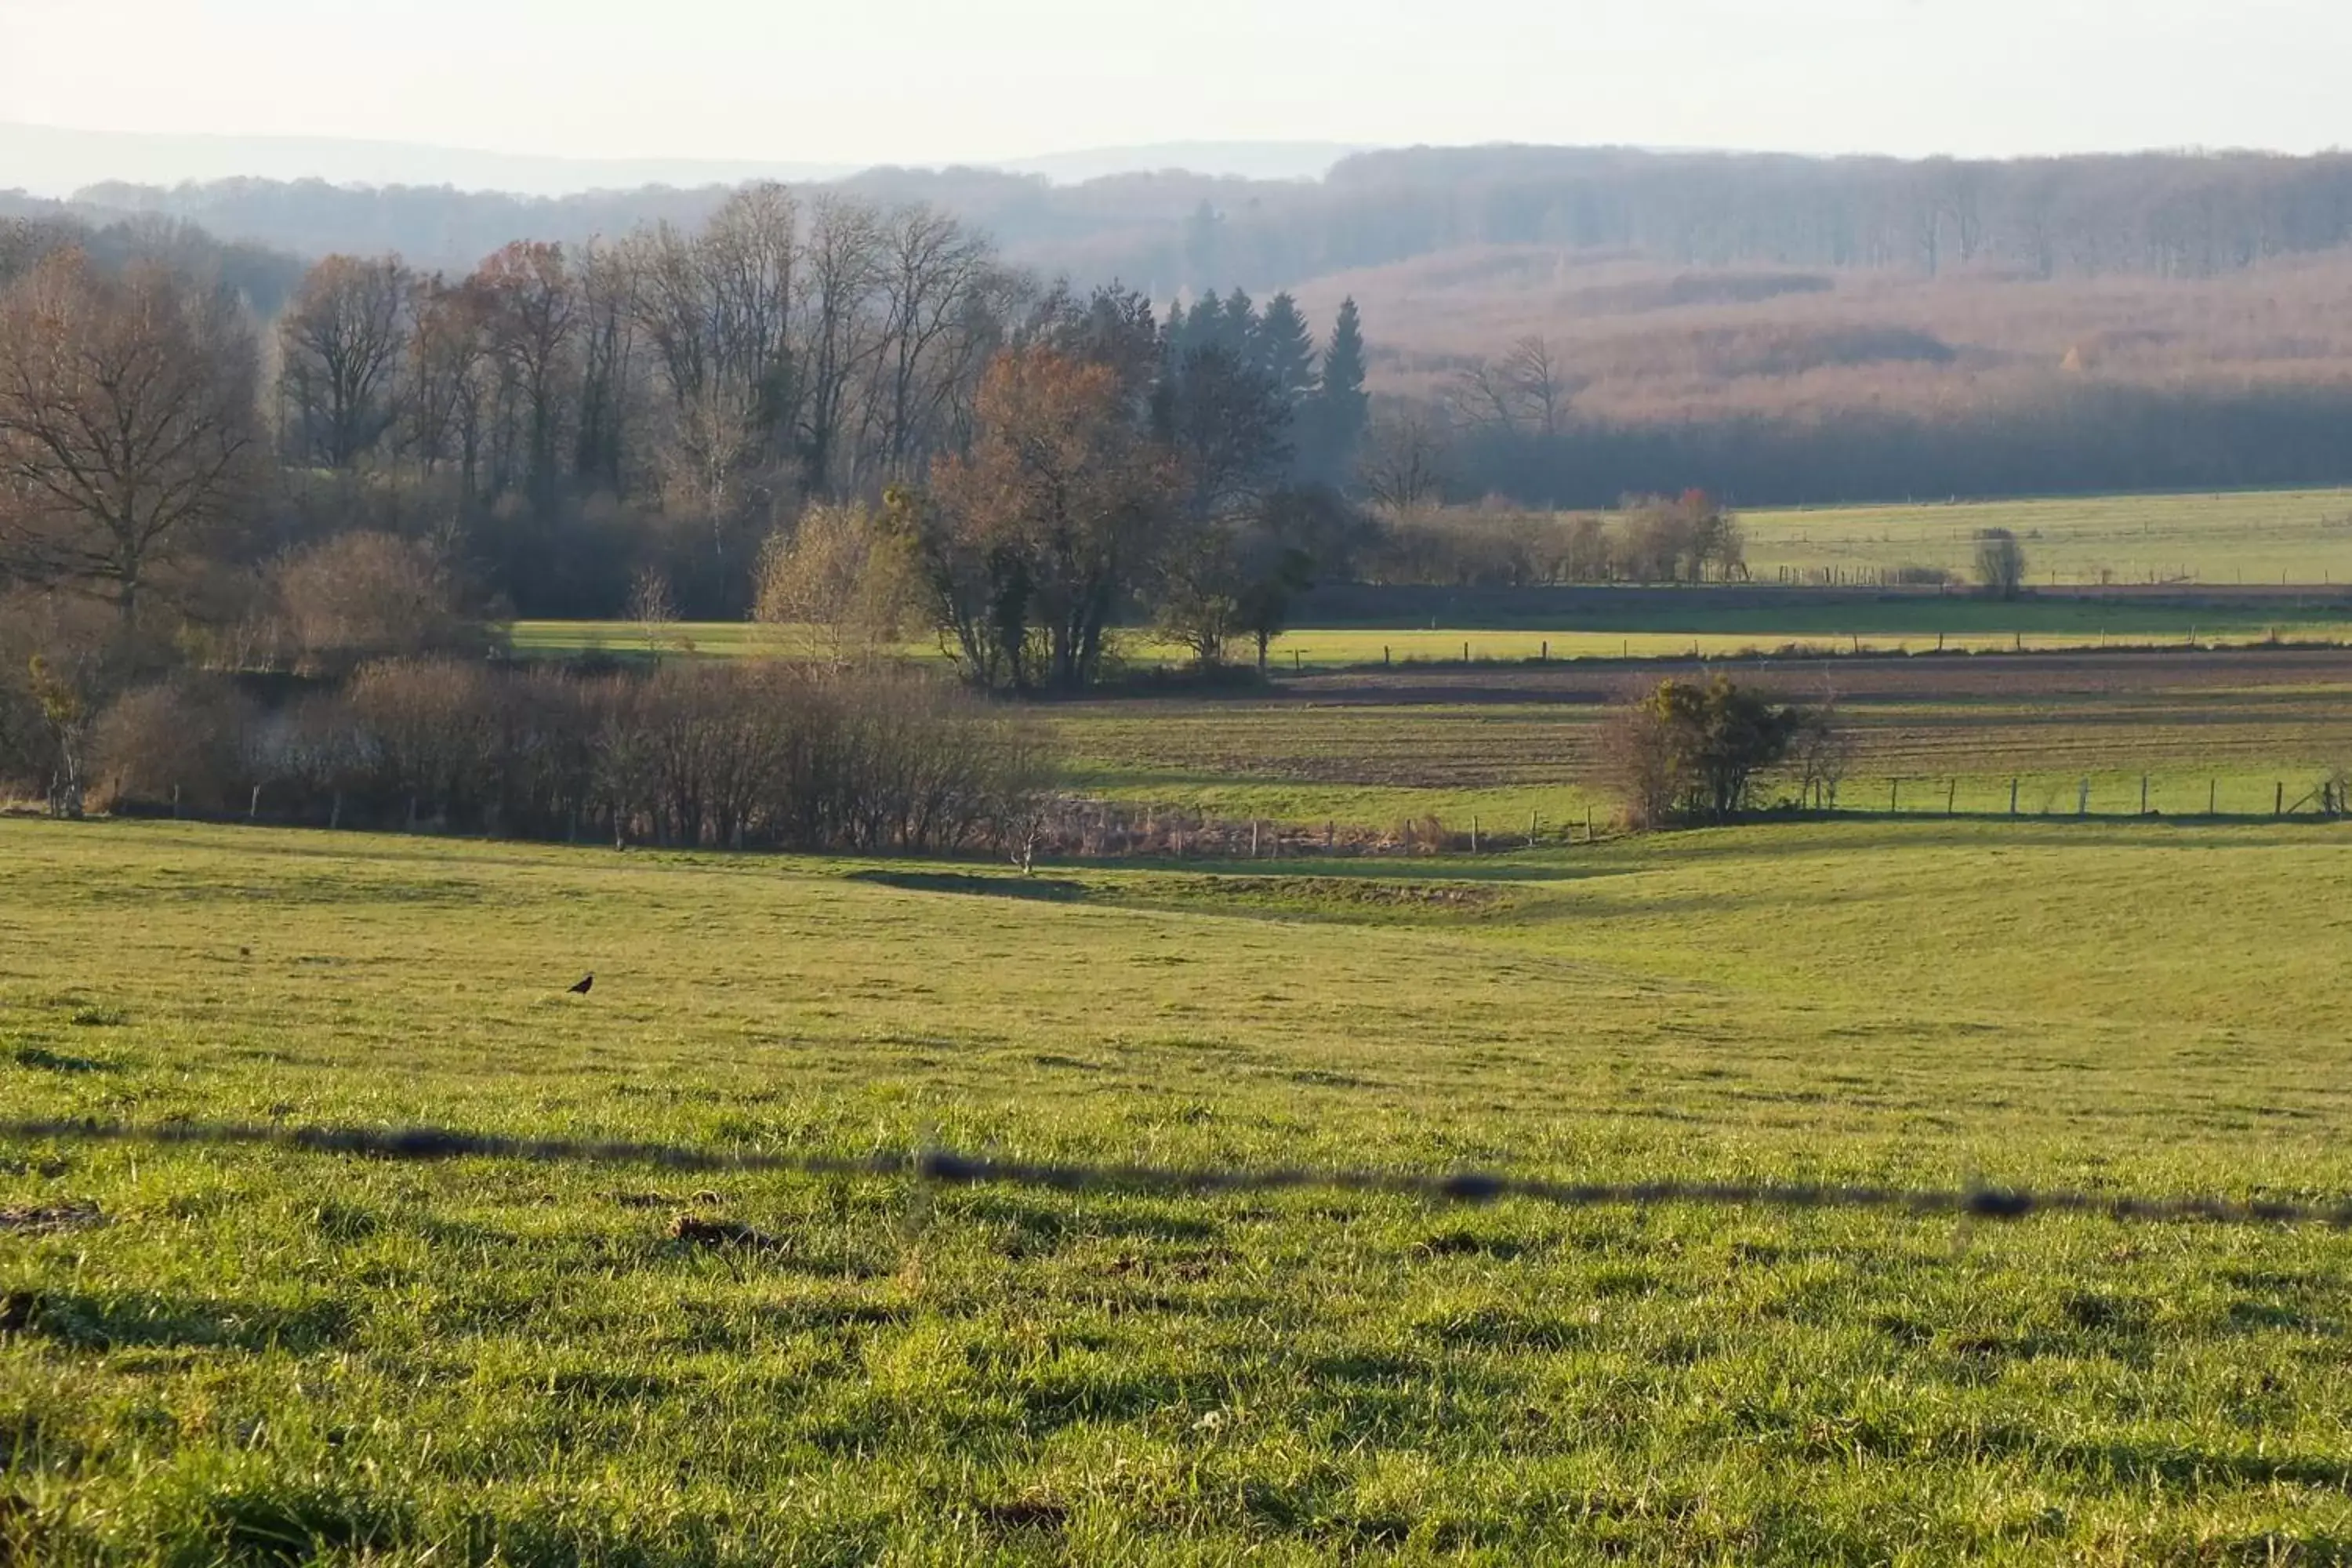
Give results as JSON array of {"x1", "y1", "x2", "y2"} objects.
[{"x1": 2, "y1": 0, "x2": 2345, "y2": 167}]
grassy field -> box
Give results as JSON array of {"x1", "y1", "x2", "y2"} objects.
[
  {"x1": 4, "y1": 818, "x2": 2352, "y2": 1562},
  {"x1": 509, "y1": 608, "x2": 2352, "y2": 673},
  {"x1": 1054, "y1": 650, "x2": 2352, "y2": 829},
  {"x1": 1740, "y1": 489, "x2": 2352, "y2": 587}
]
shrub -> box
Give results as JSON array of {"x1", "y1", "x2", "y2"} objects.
[
  {"x1": 1604, "y1": 673, "x2": 1816, "y2": 829},
  {"x1": 1975, "y1": 528, "x2": 2028, "y2": 600},
  {"x1": 91, "y1": 675, "x2": 263, "y2": 815},
  {"x1": 266, "y1": 532, "x2": 474, "y2": 676}
]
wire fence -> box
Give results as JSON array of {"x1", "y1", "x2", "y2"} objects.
[{"x1": 2, "y1": 1117, "x2": 2345, "y2": 1230}]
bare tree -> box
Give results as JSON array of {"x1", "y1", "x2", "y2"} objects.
[
  {"x1": 1356, "y1": 407, "x2": 1451, "y2": 516},
  {"x1": 278, "y1": 254, "x2": 415, "y2": 468},
  {"x1": 793, "y1": 196, "x2": 884, "y2": 497},
  {"x1": 626, "y1": 565, "x2": 683, "y2": 662},
  {"x1": 403, "y1": 276, "x2": 489, "y2": 491},
  {"x1": 1504, "y1": 334, "x2": 1570, "y2": 437},
  {"x1": 472, "y1": 241, "x2": 578, "y2": 492},
  {"x1": 0, "y1": 252, "x2": 263, "y2": 622},
  {"x1": 1446, "y1": 358, "x2": 1521, "y2": 432},
  {"x1": 864, "y1": 205, "x2": 996, "y2": 478}
]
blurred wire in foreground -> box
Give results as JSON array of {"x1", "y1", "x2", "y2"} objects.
[{"x1": 1, "y1": 1117, "x2": 2343, "y2": 1229}]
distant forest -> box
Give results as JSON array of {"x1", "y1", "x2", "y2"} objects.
[
  {"x1": 21, "y1": 145, "x2": 2352, "y2": 285},
  {"x1": 13, "y1": 143, "x2": 2352, "y2": 506}
]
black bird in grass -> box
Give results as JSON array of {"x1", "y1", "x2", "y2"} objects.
[{"x1": 567, "y1": 974, "x2": 593, "y2": 996}]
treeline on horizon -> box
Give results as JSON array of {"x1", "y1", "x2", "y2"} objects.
[
  {"x1": 16, "y1": 143, "x2": 2352, "y2": 510},
  {"x1": 24, "y1": 144, "x2": 2352, "y2": 287}
]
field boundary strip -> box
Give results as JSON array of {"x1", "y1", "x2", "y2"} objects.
[{"x1": 2, "y1": 1118, "x2": 2346, "y2": 1230}]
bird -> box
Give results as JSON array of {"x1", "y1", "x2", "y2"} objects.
[{"x1": 567, "y1": 975, "x2": 593, "y2": 996}]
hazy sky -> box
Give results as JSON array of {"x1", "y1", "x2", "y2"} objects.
[{"x1": 2, "y1": 0, "x2": 2345, "y2": 165}]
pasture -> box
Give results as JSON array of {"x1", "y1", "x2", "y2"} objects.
[
  {"x1": 3, "y1": 817, "x2": 2351, "y2": 1563},
  {"x1": 1054, "y1": 648, "x2": 2352, "y2": 829},
  {"x1": 1739, "y1": 488, "x2": 2352, "y2": 588},
  {"x1": 508, "y1": 603, "x2": 2352, "y2": 673}
]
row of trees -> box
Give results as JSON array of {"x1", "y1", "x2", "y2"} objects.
[
  {"x1": 0, "y1": 200, "x2": 1381, "y2": 637},
  {"x1": 5, "y1": 650, "x2": 1051, "y2": 855},
  {"x1": 1361, "y1": 492, "x2": 1748, "y2": 588}
]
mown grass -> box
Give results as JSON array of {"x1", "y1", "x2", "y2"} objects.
[{"x1": 2, "y1": 818, "x2": 2350, "y2": 1563}]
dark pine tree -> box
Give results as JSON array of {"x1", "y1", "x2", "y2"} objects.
[
  {"x1": 1256, "y1": 291, "x2": 1319, "y2": 408},
  {"x1": 1306, "y1": 295, "x2": 1370, "y2": 485},
  {"x1": 1221, "y1": 289, "x2": 1258, "y2": 363},
  {"x1": 1183, "y1": 294, "x2": 1225, "y2": 360}
]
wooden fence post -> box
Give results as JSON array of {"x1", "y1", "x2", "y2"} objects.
[
  {"x1": 330, "y1": 792, "x2": 343, "y2": 831},
  {"x1": 1250, "y1": 820, "x2": 1260, "y2": 858},
  {"x1": 248, "y1": 786, "x2": 261, "y2": 824},
  {"x1": 2140, "y1": 776, "x2": 2149, "y2": 815},
  {"x1": 171, "y1": 784, "x2": 181, "y2": 821},
  {"x1": 2009, "y1": 779, "x2": 2020, "y2": 817},
  {"x1": 2208, "y1": 779, "x2": 2217, "y2": 817},
  {"x1": 2078, "y1": 779, "x2": 2090, "y2": 817},
  {"x1": 2278, "y1": 782, "x2": 2286, "y2": 818},
  {"x1": 1890, "y1": 779, "x2": 1900, "y2": 814},
  {"x1": 1470, "y1": 815, "x2": 1479, "y2": 854},
  {"x1": 1947, "y1": 779, "x2": 1957, "y2": 816}
]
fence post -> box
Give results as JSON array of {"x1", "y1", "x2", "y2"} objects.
[
  {"x1": 248, "y1": 786, "x2": 261, "y2": 824},
  {"x1": 1463, "y1": 641, "x2": 1471, "y2": 663},
  {"x1": 171, "y1": 784, "x2": 181, "y2": 821},
  {"x1": 1947, "y1": 779, "x2": 1957, "y2": 816},
  {"x1": 1470, "y1": 815, "x2": 1479, "y2": 854},
  {"x1": 1530, "y1": 811, "x2": 1539, "y2": 846},
  {"x1": 2140, "y1": 776, "x2": 2149, "y2": 815},
  {"x1": 1383, "y1": 645, "x2": 1391, "y2": 666},
  {"x1": 330, "y1": 792, "x2": 343, "y2": 832},
  {"x1": 1293, "y1": 648, "x2": 1301, "y2": 672},
  {"x1": 2209, "y1": 779, "x2": 2216, "y2": 817},
  {"x1": 2078, "y1": 779, "x2": 2090, "y2": 818},
  {"x1": 2009, "y1": 778, "x2": 2019, "y2": 817},
  {"x1": 2278, "y1": 782, "x2": 2286, "y2": 818},
  {"x1": 1890, "y1": 779, "x2": 1900, "y2": 814},
  {"x1": 1584, "y1": 805, "x2": 1594, "y2": 843},
  {"x1": 1541, "y1": 640, "x2": 1549, "y2": 661},
  {"x1": 1250, "y1": 820, "x2": 1260, "y2": 858}
]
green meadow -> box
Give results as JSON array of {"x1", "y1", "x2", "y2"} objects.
[
  {"x1": 3, "y1": 816, "x2": 2350, "y2": 1563},
  {"x1": 1740, "y1": 488, "x2": 2352, "y2": 587}
]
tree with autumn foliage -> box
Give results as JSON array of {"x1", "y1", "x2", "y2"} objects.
[{"x1": 909, "y1": 347, "x2": 1177, "y2": 692}]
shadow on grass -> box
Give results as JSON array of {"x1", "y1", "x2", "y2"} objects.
[
  {"x1": 845, "y1": 869, "x2": 1088, "y2": 902},
  {"x1": 2, "y1": 1290, "x2": 353, "y2": 1353}
]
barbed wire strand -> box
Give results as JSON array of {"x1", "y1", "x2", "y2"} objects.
[{"x1": 1, "y1": 1117, "x2": 2345, "y2": 1229}]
